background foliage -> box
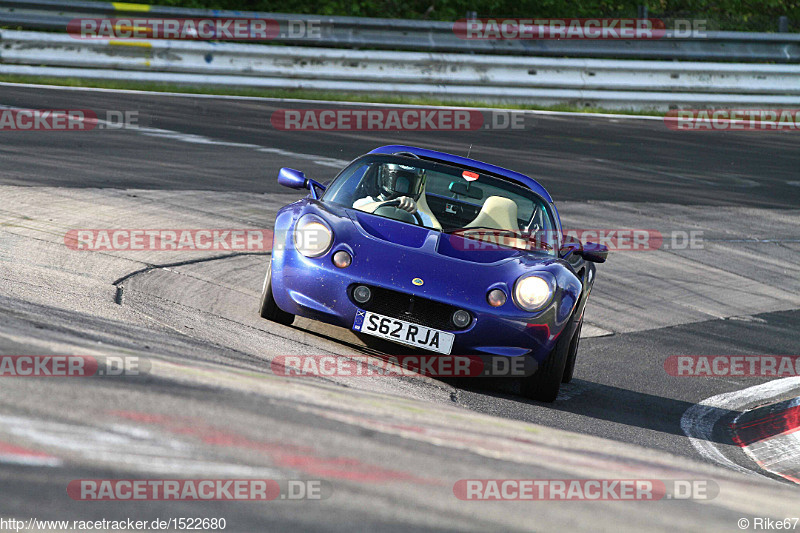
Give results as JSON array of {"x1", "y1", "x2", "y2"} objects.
[{"x1": 140, "y1": 0, "x2": 799, "y2": 32}]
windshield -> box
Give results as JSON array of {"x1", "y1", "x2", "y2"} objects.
[{"x1": 322, "y1": 154, "x2": 557, "y2": 254}]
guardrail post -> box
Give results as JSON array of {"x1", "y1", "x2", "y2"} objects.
[{"x1": 779, "y1": 16, "x2": 789, "y2": 33}]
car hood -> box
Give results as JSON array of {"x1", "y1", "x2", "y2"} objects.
[
  {"x1": 346, "y1": 209, "x2": 547, "y2": 266},
  {"x1": 283, "y1": 201, "x2": 579, "y2": 322}
]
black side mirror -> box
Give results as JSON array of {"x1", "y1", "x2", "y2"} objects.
[
  {"x1": 559, "y1": 236, "x2": 608, "y2": 263},
  {"x1": 580, "y1": 242, "x2": 609, "y2": 263},
  {"x1": 558, "y1": 235, "x2": 582, "y2": 260}
]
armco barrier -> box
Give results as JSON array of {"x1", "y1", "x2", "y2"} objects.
[
  {"x1": 1, "y1": 30, "x2": 799, "y2": 110},
  {"x1": 0, "y1": 0, "x2": 798, "y2": 62}
]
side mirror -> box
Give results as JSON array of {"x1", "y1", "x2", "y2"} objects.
[
  {"x1": 278, "y1": 168, "x2": 307, "y2": 189},
  {"x1": 580, "y1": 242, "x2": 608, "y2": 263},
  {"x1": 559, "y1": 236, "x2": 608, "y2": 263},
  {"x1": 278, "y1": 168, "x2": 327, "y2": 199},
  {"x1": 558, "y1": 235, "x2": 582, "y2": 260}
]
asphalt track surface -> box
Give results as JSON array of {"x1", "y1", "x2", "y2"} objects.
[{"x1": 0, "y1": 83, "x2": 799, "y2": 531}]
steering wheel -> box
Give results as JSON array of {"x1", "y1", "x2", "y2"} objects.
[{"x1": 375, "y1": 199, "x2": 425, "y2": 226}]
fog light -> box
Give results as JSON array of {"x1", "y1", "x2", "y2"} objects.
[
  {"x1": 487, "y1": 289, "x2": 507, "y2": 307},
  {"x1": 452, "y1": 309, "x2": 471, "y2": 328},
  {"x1": 333, "y1": 250, "x2": 352, "y2": 268},
  {"x1": 353, "y1": 285, "x2": 372, "y2": 304}
]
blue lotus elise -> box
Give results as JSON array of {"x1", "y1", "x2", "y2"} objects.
[{"x1": 260, "y1": 145, "x2": 607, "y2": 402}]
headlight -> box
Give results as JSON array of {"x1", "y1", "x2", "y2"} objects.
[
  {"x1": 513, "y1": 275, "x2": 553, "y2": 311},
  {"x1": 295, "y1": 215, "x2": 333, "y2": 257}
]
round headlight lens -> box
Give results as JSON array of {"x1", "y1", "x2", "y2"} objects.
[
  {"x1": 295, "y1": 215, "x2": 333, "y2": 257},
  {"x1": 487, "y1": 289, "x2": 507, "y2": 307},
  {"x1": 513, "y1": 275, "x2": 553, "y2": 311}
]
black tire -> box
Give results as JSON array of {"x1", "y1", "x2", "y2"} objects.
[
  {"x1": 259, "y1": 263, "x2": 295, "y2": 326},
  {"x1": 519, "y1": 317, "x2": 574, "y2": 402},
  {"x1": 561, "y1": 319, "x2": 582, "y2": 384}
]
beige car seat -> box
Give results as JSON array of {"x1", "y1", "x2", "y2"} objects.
[
  {"x1": 462, "y1": 196, "x2": 529, "y2": 249},
  {"x1": 465, "y1": 196, "x2": 519, "y2": 231},
  {"x1": 416, "y1": 191, "x2": 442, "y2": 231}
]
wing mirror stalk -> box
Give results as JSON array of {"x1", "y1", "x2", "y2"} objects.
[
  {"x1": 559, "y1": 236, "x2": 608, "y2": 263},
  {"x1": 278, "y1": 168, "x2": 326, "y2": 199}
]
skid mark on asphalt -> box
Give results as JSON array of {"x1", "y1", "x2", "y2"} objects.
[
  {"x1": 0, "y1": 414, "x2": 279, "y2": 477},
  {"x1": 110, "y1": 410, "x2": 435, "y2": 485},
  {"x1": 0, "y1": 440, "x2": 62, "y2": 467},
  {"x1": 293, "y1": 406, "x2": 703, "y2": 480}
]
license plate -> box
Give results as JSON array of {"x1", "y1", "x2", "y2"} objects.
[{"x1": 353, "y1": 310, "x2": 455, "y2": 355}]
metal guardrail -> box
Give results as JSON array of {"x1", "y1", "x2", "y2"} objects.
[
  {"x1": 0, "y1": 0, "x2": 799, "y2": 62},
  {"x1": 1, "y1": 30, "x2": 799, "y2": 111}
]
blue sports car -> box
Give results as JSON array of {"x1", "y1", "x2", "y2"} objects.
[{"x1": 260, "y1": 145, "x2": 607, "y2": 402}]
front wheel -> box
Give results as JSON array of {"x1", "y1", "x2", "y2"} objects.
[
  {"x1": 519, "y1": 317, "x2": 574, "y2": 402},
  {"x1": 259, "y1": 263, "x2": 295, "y2": 326}
]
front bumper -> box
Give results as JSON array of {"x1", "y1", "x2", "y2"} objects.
[{"x1": 270, "y1": 228, "x2": 582, "y2": 364}]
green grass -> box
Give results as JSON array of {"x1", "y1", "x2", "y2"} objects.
[{"x1": 0, "y1": 74, "x2": 667, "y2": 116}]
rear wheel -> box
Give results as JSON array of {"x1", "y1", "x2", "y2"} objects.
[
  {"x1": 519, "y1": 317, "x2": 574, "y2": 402},
  {"x1": 561, "y1": 319, "x2": 582, "y2": 384},
  {"x1": 259, "y1": 263, "x2": 295, "y2": 326}
]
